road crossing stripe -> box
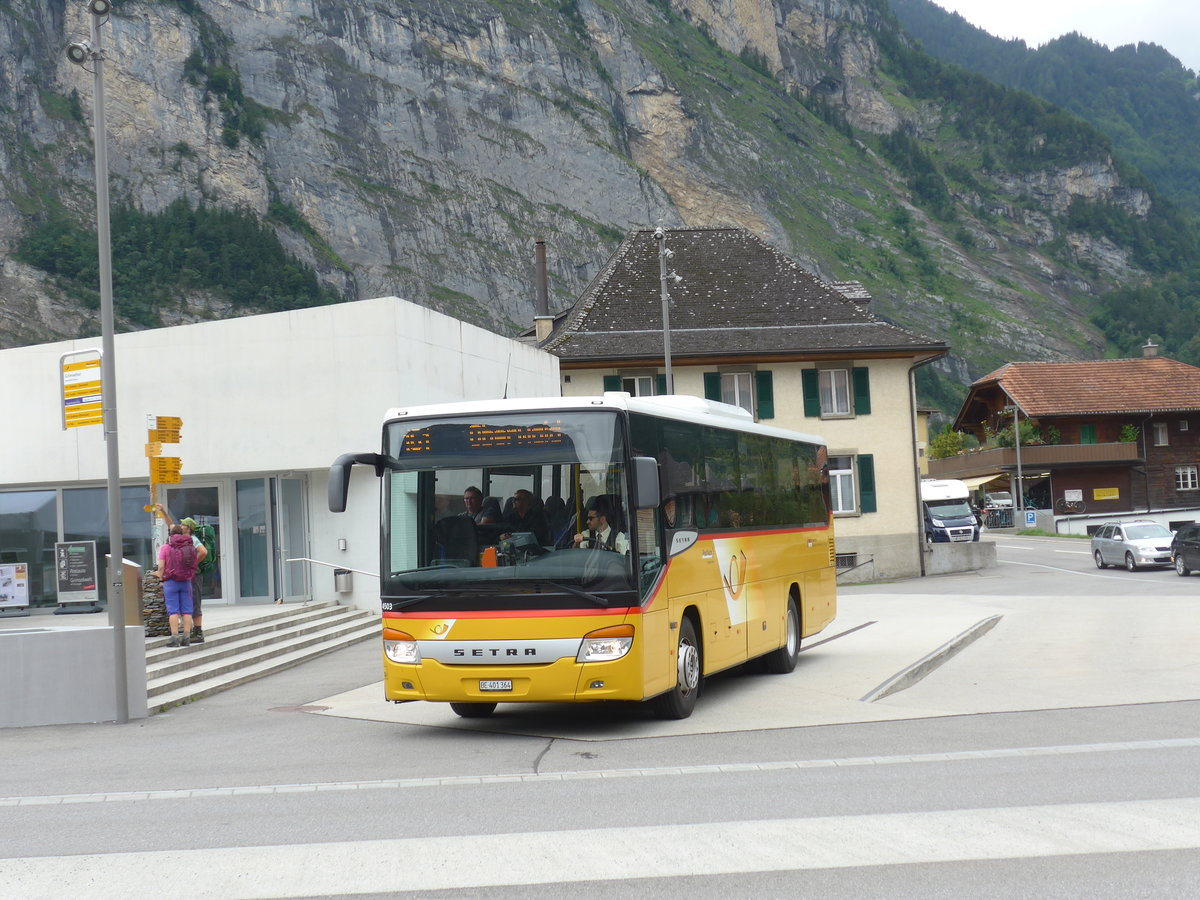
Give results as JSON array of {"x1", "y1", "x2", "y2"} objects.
[{"x1": 3, "y1": 796, "x2": 1200, "y2": 897}]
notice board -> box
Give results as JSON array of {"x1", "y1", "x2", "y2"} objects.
[{"x1": 55, "y1": 541, "x2": 99, "y2": 605}]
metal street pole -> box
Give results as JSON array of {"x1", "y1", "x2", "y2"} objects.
[
  {"x1": 72, "y1": 2, "x2": 128, "y2": 723},
  {"x1": 1013, "y1": 405, "x2": 1024, "y2": 523},
  {"x1": 655, "y1": 229, "x2": 674, "y2": 394}
]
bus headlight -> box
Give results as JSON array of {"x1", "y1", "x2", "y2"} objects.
[
  {"x1": 577, "y1": 624, "x2": 634, "y2": 662},
  {"x1": 383, "y1": 628, "x2": 421, "y2": 664}
]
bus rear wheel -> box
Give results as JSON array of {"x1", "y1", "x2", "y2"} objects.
[
  {"x1": 651, "y1": 616, "x2": 700, "y2": 720},
  {"x1": 763, "y1": 596, "x2": 801, "y2": 674},
  {"x1": 449, "y1": 702, "x2": 497, "y2": 718}
]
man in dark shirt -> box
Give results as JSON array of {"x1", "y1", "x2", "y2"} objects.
[{"x1": 503, "y1": 489, "x2": 550, "y2": 545}]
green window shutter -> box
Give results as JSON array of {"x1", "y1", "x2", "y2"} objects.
[
  {"x1": 858, "y1": 454, "x2": 876, "y2": 513},
  {"x1": 802, "y1": 369, "x2": 820, "y2": 417},
  {"x1": 754, "y1": 370, "x2": 774, "y2": 419},
  {"x1": 1081, "y1": 423, "x2": 1096, "y2": 445},
  {"x1": 703, "y1": 372, "x2": 722, "y2": 401},
  {"x1": 603, "y1": 375, "x2": 621, "y2": 392},
  {"x1": 656, "y1": 374, "x2": 668, "y2": 395},
  {"x1": 852, "y1": 367, "x2": 871, "y2": 415}
]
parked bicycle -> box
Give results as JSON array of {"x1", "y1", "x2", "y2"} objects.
[{"x1": 1054, "y1": 497, "x2": 1087, "y2": 514}]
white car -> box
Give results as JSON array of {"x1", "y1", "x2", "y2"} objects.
[{"x1": 1091, "y1": 521, "x2": 1175, "y2": 571}]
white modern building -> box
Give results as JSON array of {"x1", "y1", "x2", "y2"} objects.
[{"x1": 0, "y1": 296, "x2": 560, "y2": 618}]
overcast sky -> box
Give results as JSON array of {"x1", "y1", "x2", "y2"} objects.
[{"x1": 931, "y1": 1, "x2": 1200, "y2": 74}]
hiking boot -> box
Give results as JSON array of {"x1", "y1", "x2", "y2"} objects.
[
  {"x1": 166, "y1": 636, "x2": 181, "y2": 647},
  {"x1": 191, "y1": 627, "x2": 204, "y2": 644},
  {"x1": 180, "y1": 634, "x2": 190, "y2": 647}
]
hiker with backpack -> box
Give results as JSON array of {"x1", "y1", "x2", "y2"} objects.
[
  {"x1": 155, "y1": 505, "x2": 213, "y2": 643},
  {"x1": 156, "y1": 525, "x2": 201, "y2": 647}
]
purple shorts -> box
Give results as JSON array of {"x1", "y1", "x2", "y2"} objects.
[{"x1": 163, "y1": 578, "x2": 194, "y2": 616}]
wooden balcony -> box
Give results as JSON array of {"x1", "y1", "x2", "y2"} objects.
[{"x1": 928, "y1": 442, "x2": 1143, "y2": 479}]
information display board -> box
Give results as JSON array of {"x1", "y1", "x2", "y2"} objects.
[
  {"x1": 0, "y1": 563, "x2": 30, "y2": 609},
  {"x1": 55, "y1": 541, "x2": 99, "y2": 605}
]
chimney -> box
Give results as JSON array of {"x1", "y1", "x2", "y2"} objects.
[
  {"x1": 1143, "y1": 339, "x2": 1159, "y2": 358},
  {"x1": 830, "y1": 280, "x2": 872, "y2": 308},
  {"x1": 534, "y1": 238, "x2": 553, "y2": 342}
]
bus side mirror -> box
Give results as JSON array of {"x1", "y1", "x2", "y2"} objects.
[
  {"x1": 633, "y1": 456, "x2": 661, "y2": 509},
  {"x1": 328, "y1": 452, "x2": 386, "y2": 512}
]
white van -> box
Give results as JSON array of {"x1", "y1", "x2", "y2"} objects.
[
  {"x1": 985, "y1": 491, "x2": 1013, "y2": 508},
  {"x1": 921, "y1": 479, "x2": 981, "y2": 542}
]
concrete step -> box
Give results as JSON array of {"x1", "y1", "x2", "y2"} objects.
[
  {"x1": 146, "y1": 602, "x2": 378, "y2": 713},
  {"x1": 145, "y1": 600, "x2": 344, "y2": 653},
  {"x1": 146, "y1": 603, "x2": 368, "y2": 676}
]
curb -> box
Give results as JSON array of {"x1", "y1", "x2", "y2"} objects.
[{"x1": 860, "y1": 614, "x2": 1003, "y2": 703}]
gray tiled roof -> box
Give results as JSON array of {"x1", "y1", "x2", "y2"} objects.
[{"x1": 541, "y1": 228, "x2": 946, "y2": 362}]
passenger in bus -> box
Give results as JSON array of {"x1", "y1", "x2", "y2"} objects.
[
  {"x1": 462, "y1": 486, "x2": 487, "y2": 523},
  {"x1": 501, "y1": 489, "x2": 550, "y2": 545},
  {"x1": 573, "y1": 499, "x2": 629, "y2": 554},
  {"x1": 478, "y1": 496, "x2": 502, "y2": 525}
]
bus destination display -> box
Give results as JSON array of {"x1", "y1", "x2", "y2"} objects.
[{"x1": 401, "y1": 421, "x2": 572, "y2": 456}]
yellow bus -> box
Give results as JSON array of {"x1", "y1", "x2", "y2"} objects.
[{"x1": 329, "y1": 393, "x2": 836, "y2": 719}]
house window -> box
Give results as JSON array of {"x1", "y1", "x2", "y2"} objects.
[
  {"x1": 828, "y1": 454, "x2": 876, "y2": 514},
  {"x1": 1176, "y1": 466, "x2": 1198, "y2": 491},
  {"x1": 1181, "y1": 421, "x2": 1190, "y2": 432},
  {"x1": 803, "y1": 367, "x2": 869, "y2": 418},
  {"x1": 622, "y1": 375, "x2": 656, "y2": 397},
  {"x1": 829, "y1": 455, "x2": 856, "y2": 513},
  {"x1": 1153, "y1": 422, "x2": 1169, "y2": 446},
  {"x1": 819, "y1": 369, "x2": 851, "y2": 416},
  {"x1": 721, "y1": 372, "x2": 754, "y2": 416}
]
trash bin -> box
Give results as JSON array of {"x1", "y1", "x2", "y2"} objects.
[
  {"x1": 333, "y1": 568, "x2": 353, "y2": 593},
  {"x1": 107, "y1": 556, "x2": 144, "y2": 626}
]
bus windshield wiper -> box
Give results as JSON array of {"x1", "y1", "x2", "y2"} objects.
[
  {"x1": 540, "y1": 581, "x2": 609, "y2": 607},
  {"x1": 384, "y1": 595, "x2": 433, "y2": 610}
]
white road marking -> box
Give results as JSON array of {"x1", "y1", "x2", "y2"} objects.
[
  {"x1": 4, "y1": 797, "x2": 1200, "y2": 897},
  {"x1": 997, "y1": 559, "x2": 1129, "y2": 579},
  {"x1": 3, "y1": 737, "x2": 1197, "y2": 807}
]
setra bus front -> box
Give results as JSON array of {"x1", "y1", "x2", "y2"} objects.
[{"x1": 328, "y1": 401, "x2": 666, "y2": 718}]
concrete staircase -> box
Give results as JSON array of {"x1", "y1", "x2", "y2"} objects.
[{"x1": 146, "y1": 601, "x2": 377, "y2": 712}]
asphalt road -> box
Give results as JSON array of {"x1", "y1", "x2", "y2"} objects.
[{"x1": 3, "y1": 534, "x2": 1198, "y2": 898}]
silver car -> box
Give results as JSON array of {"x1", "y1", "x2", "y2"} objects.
[{"x1": 1091, "y1": 521, "x2": 1175, "y2": 571}]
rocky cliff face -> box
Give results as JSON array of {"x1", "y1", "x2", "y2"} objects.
[{"x1": 0, "y1": 0, "x2": 1159, "y2": 385}]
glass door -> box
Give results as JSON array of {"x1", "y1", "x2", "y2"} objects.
[
  {"x1": 236, "y1": 478, "x2": 271, "y2": 603},
  {"x1": 235, "y1": 476, "x2": 310, "y2": 604},
  {"x1": 164, "y1": 485, "x2": 222, "y2": 604},
  {"x1": 276, "y1": 477, "x2": 309, "y2": 602}
]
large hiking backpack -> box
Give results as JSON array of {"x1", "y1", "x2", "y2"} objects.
[
  {"x1": 195, "y1": 523, "x2": 218, "y2": 574},
  {"x1": 163, "y1": 533, "x2": 198, "y2": 581}
]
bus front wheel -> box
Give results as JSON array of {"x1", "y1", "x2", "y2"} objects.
[
  {"x1": 450, "y1": 702, "x2": 497, "y2": 718},
  {"x1": 763, "y1": 596, "x2": 801, "y2": 674},
  {"x1": 651, "y1": 616, "x2": 701, "y2": 720}
]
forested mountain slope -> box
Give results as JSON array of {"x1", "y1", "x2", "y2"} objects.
[
  {"x1": 890, "y1": 0, "x2": 1200, "y2": 217},
  {"x1": 2, "y1": 0, "x2": 1198, "y2": 413}
]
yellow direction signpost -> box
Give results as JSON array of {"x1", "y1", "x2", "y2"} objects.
[
  {"x1": 146, "y1": 415, "x2": 183, "y2": 505},
  {"x1": 60, "y1": 351, "x2": 104, "y2": 429},
  {"x1": 150, "y1": 456, "x2": 182, "y2": 484},
  {"x1": 152, "y1": 415, "x2": 182, "y2": 444}
]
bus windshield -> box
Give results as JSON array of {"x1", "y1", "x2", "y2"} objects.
[{"x1": 381, "y1": 410, "x2": 639, "y2": 606}]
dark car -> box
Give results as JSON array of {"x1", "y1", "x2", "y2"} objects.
[{"x1": 1171, "y1": 523, "x2": 1200, "y2": 576}]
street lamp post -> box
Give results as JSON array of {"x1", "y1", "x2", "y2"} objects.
[
  {"x1": 1004, "y1": 403, "x2": 1024, "y2": 524},
  {"x1": 68, "y1": 0, "x2": 128, "y2": 724},
  {"x1": 653, "y1": 227, "x2": 682, "y2": 394}
]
